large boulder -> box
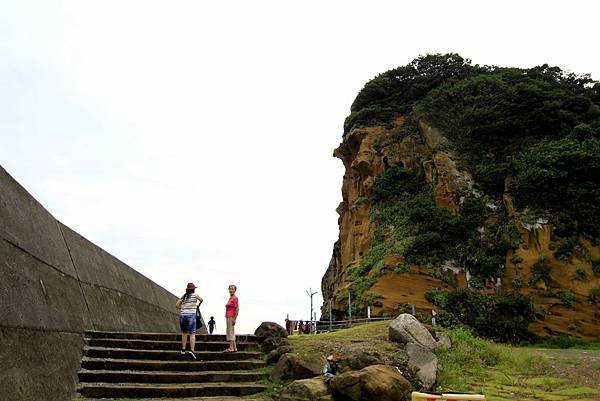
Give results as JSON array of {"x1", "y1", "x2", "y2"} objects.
[
  {"x1": 254, "y1": 321, "x2": 288, "y2": 353},
  {"x1": 389, "y1": 314, "x2": 437, "y2": 351},
  {"x1": 279, "y1": 377, "x2": 334, "y2": 401},
  {"x1": 335, "y1": 350, "x2": 385, "y2": 373},
  {"x1": 406, "y1": 343, "x2": 437, "y2": 390},
  {"x1": 266, "y1": 344, "x2": 294, "y2": 364},
  {"x1": 260, "y1": 336, "x2": 291, "y2": 354},
  {"x1": 255, "y1": 321, "x2": 288, "y2": 339},
  {"x1": 330, "y1": 364, "x2": 414, "y2": 401},
  {"x1": 270, "y1": 353, "x2": 325, "y2": 383}
]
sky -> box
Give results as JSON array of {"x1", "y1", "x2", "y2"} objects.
[{"x1": 1, "y1": 1, "x2": 599, "y2": 335}]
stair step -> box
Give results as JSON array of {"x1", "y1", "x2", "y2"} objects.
[
  {"x1": 84, "y1": 346, "x2": 262, "y2": 361},
  {"x1": 78, "y1": 382, "x2": 267, "y2": 398},
  {"x1": 85, "y1": 330, "x2": 258, "y2": 343},
  {"x1": 85, "y1": 338, "x2": 259, "y2": 351},
  {"x1": 81, "y1": 357, "x2": 266, "y2": 372},
  {"x1": 78, "y1": 369, "x2": 266, "y2": 384}
]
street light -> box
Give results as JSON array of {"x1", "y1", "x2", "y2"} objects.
[
  {"x1": 305, "y1": 288, "x2": 318, "y2": 334},
  {"x1": 345, "y1": 282, "x2": 353, "y2": 323}
]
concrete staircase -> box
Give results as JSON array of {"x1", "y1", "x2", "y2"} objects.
[{"x1": 77, "y1": 330, "x2": 268, "y2": 398}]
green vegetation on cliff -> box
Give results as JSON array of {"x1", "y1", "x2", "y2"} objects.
[{"x1": 345, "y1": 54, "x2": 600, "y2": 340}]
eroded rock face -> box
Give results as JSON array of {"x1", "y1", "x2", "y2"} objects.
[
  {"x1": 270, "y1": 353, "x2": 325, "y2": 383},
  {"x1": 389, "y1": 314, "x2": 437, "y2": 351},
  {"x1": 406, "y1": 343, "x2": 438, "y2": 391},
  {"x1": 330, "y1": 364, "x2": 414, "y2": 401},
  {"x1": 279, "y1": 377, "x2": 334, "y2": 401},
  {"x1": 320, "y1": 117, "x2": 600, "y2": 339},
  {"x1": 321, "y1": 122, "x2": 429, "y2": 320}
]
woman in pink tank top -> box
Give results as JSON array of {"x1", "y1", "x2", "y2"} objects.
[{"x1": 224, "y1": 284, "x2": 239, "y2": 352}]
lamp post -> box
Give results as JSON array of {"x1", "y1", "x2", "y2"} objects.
[
  {"x1": 305, "y1": 288, "x2": 318, "y2": 334},
  {"x1": 346, "y1": 282, "x2": 353, "y2": 324},
  {"x1": 328, "y1": 299, "x2": 332, "y2": 331}
]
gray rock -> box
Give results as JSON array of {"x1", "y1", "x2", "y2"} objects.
[
  {"x1": 255, "y1": 321, "x2": 288, "y2": 340},
  {"x1": 270, "y1": 353, "x2": 325, "y2": 383},
  {"x1": 266, "y1": 344, "x2": 294, "y2": 364},
  {"x1": 435, "y1": 331, "x2": 452, "y2": 350},
  {"x1": 388, "y1": 314, "x2": 437, "y2": 351},
  {"x1": 335, "y1": 350, "x2": 384, "y2": 373},
  {"x1": 260, "y1": 336, "x2": 290, "y2": 354},
  {"x1": 406, "y1": 342, "x2": 437, "y2": 390},
  {"x1": 279, "y1": 377, "x2": 334, "y2": 401},
  {"x1": 254, "y1": 321, "x2": 288, "y2": 353},
  {"x1": 330, "y1": 364, "x2": 413, "y2": 401}
]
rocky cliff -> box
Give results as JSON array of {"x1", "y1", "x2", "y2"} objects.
[{"x1": 321, "y1": 54, "x2": 600, "y2": 341}]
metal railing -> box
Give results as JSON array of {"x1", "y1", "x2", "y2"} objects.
[{"x1": 286, "y1": 317, "x2": 392, "y2": 335}]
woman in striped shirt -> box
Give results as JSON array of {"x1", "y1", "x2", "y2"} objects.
[{"x1": 176, "y1": 282, "x2": 203, "y2": 359}]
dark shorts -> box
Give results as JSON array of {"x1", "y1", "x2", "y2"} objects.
[{"x1": 180, "y1": 314, "x2": 197, "y2": 334}]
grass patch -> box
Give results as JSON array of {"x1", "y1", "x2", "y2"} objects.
[
  {"x1": 437, "y1": 327, "x2": 599, "y2": 400},
  {"x1": 289, "y1": 320, "x2": 394, "y2": 360}
]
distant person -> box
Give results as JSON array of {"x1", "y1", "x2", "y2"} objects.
[
  {"x1": 224, "y1": 284, "x2": 239, "y2": 352},
  {"x1": 175, "y1": 282, "x2": 203, "y2": 359},
  {"x1": 208, "y1": 316, "x2": 216, "y2": 334},
  {"x1": 298, "y1": 320, "x2": 303, "y2": 334},
  {"x1": 285, "y1": 318, "x2": 291, "y2": 335}
]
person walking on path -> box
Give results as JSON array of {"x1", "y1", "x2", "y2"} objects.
[
  {"x1": 224, "y1": 284, "x2": 239, "y2": 352},
  {"x1": 208, "y1": 316, "x2": 216, "y2": 335},
  {"x1": 175, "y1": 282, "x2": 203, "y2": 359}
]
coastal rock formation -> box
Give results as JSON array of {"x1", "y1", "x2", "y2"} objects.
[{"x1": 321, "y1": 54, "x2": 600, "y2": 340}]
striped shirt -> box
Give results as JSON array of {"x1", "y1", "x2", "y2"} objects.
[{"x1": 180, "y1": 293, "x2": 202, "y2": 315}]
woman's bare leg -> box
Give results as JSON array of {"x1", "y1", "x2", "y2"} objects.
[
  {"x1": 181, "y1": 333, "x2": 188, "y2": 350},
  {"x1": 190, "y1": 334, "x2": 196, "y2": 352}
]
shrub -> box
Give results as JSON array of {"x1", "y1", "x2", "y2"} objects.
[
  {"x1": 529, "y1": 256, "x2": 552, "y2": 286},
  {"x1": 589, "y1": 287, "x2": 600, "y2": 304},
  {"x1": 513, "y1": 274, "x2": 522, "y2": 289},
  {"x1": 511, "y1": 138, "x2": 600, "y2": 242},
  {"x1": 558, "y1": 289, "x2": 577, "y2": 307},
  {"x1": 536, "y1": 334, "x2": 588, "y2": 349},
  {"x1": 345, "y1": 53, "x2": 477, "y2": 133},
  {"x1": 426, "y1": 288, "x2": 536, "y2": 343},
  {"x1": 592, "y1": 259, "x2": 600, "y2": 275},
  {"x1": 511, "y1": 254, "x2": 524, "y2": 264},
  {"x1": 572, "y1": 268, "x2": 588, "y2": 281}
]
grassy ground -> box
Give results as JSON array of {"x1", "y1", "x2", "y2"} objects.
[
  {"x1": 436, "y1": 327, "x2": 600, "y2": 401},
  {"x1": 288, "y1": 320, "x2": 403, "y2": 363},
  {"x1": 287, "y1": 321, "x2": 600, "y2": 401}
]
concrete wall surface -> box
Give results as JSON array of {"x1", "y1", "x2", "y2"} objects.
[{"x1": 0, "y1": 165, "x2": 184, "y2": 401}]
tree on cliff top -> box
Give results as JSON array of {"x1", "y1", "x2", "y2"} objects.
[{"x1": 344, "y1": 53, "x2": 478, "y2": 133}]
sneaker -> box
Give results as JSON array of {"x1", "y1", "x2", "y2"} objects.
[
  {"x1": 186, "y1": 350, "x2": 197, "y2": 360},
  {"x1": 180, "y1": 349, "x2": 186, "y2": 356}
]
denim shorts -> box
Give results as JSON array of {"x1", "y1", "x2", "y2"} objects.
[{"x1": 180, "y1": 314, "x2": 197, "y2": 334}]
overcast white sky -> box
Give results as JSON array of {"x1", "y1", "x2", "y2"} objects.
[{"x1": 1, "y1": 1, "x2": 599, "y2": 334}]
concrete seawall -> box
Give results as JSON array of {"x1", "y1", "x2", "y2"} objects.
[{"x1": 0, "y1": 165, "x2": 190, "y2": 401}]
